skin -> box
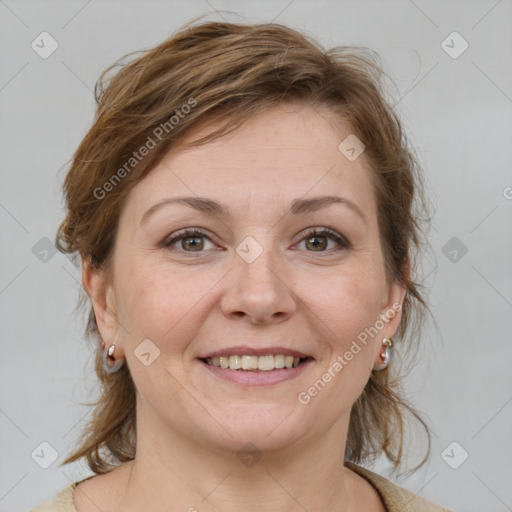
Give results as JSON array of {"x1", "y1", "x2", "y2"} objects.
[{"x1": 78, "y1": 103, "x2": 405, "y2": 512}]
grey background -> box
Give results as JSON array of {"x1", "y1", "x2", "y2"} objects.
[{"x1": 1, "y1": 1, "x2": 511, "y2": 511}]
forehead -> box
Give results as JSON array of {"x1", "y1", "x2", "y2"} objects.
[{"x1": 122, "y1": 104, "x2": 377, "y2": 222}]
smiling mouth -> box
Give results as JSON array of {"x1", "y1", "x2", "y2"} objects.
[{"x1": 200, "y1": 355, "x2": 313, "y2": 371}]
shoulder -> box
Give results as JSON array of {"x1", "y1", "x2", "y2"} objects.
[
  {"x1": 345, "y1": 461, "x2": 453, "y2": 512},
  {"x1": 29, "y1": 476, "x2": 93, "y2": 512}
]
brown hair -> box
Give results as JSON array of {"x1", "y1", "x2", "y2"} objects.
[{"x1": 56, "y1": 19, "x2": 432, "y2": 476}]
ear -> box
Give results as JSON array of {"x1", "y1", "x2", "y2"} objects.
[
  {"x1": 82, "y1": 257, "x2": 124, "y2": 358},
  {"x1": 373, "y1": 262, "x2": 409, "y2": 367},
  {"x1": 378, "y1": 280, "x2": 407, "y2": 338}
]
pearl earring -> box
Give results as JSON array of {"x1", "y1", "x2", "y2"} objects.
[
  {"x1": 374, "y1": 338, "x2": 394, "y2": 371},
  {"x1": 102, "y1": 343, "x2": 125, "y2": 374}
]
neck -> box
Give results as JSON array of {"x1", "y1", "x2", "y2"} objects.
[{"x1": 118, "y1": 403, "x2": 357, "y2": 512}]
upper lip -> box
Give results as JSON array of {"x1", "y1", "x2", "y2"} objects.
[{"x1": 199, "y1": 346, "x2": 313, "y2": 359}]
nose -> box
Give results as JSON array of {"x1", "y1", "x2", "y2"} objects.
[{"x1": 219, "y1": 246, "x2": 297, "y2": 325}]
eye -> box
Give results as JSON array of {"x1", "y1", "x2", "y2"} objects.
[
  {"x1": 162, "y1": 227, "x2": 351, "y2": 256},
  {"x1": 163, "y1": 228, "x2": 217, "y2": 254},
  {"x1": 294, "y1": 227, "x2": 351, "y2": 253}
]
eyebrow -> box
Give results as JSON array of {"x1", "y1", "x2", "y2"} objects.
[{"x1": 140, "y1": 195, "x2": 367, "y2": 226}]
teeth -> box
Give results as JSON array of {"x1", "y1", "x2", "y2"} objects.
[
  {"x1": 241, "y1": 355, "x2": 259, "y2": 370},
  {"x1": 258, "y1": 355, "x2": 275, "y2": 371},
  {"x1": 205, "y1": 354, "x2": 306, "y2": 371},
  {"x1": 229, "y1": 355, "x2": 241, "y2": 369},
  {"x1": 274, "y1": 354, "x2": 285, "y2": 368}
]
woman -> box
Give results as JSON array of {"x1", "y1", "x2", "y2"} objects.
[{"x1": 31, "y1": 20, "x2": 451, "y2": 512}]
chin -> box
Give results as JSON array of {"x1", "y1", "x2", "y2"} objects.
[{"x1": 193, "y1": 404, "x2": 313, "y2": 455}]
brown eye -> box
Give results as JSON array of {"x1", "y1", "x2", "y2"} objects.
[
  {"x1": 163, "y1": 229, "x2": 216, "y2": 254},
  {"x1": 305, "y1": 235, "x2": 328, "y2": 251},
  {"x1": 180, "y1": 236, "x2": 204, "y2": 251},
  {"x1": 296, "y1": 228, "x2": 351, "y2": 253}
]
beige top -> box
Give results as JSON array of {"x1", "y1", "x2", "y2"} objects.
[{"x1": 30, "y1": 461, "x2": 452, "y2": 511}]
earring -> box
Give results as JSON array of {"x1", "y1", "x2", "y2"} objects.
[
  {"x1": 374, "y1": 338, "x2": 394, "y2": 371},
  {"x1": 102, "y1": 343, "x2": 125, "y2": 374}
]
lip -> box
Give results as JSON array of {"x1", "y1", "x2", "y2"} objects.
[
  {"x1": 199, "y1": 345, "x2": 312, "y2": 359},
  {"x1": 198, "y1": 358, "x2": 313, "y2": 386}
]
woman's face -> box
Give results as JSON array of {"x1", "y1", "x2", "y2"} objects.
[{"x1": 88, "y1": 103, "x2": 404, "y2": 455}]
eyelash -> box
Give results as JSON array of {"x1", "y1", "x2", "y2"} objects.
[{"x1": 162, "y1": 227, "x2": 351, "y2": 256}]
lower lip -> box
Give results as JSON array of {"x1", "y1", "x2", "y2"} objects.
[{"x1": 198, "y1": 359, "x2": 313, "y2": 385}]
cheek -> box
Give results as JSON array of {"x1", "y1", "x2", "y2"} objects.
[
  {"x1": 302, "y1": 264, "x2": 384, "y2": 362},
  {"x1": 309, "y1": 263, "x2": 383, "y2": 324},
  {"x1": 292, "y1": 266, "x2": 384, "y2": 418},
  {"x1": 116, "y1": 258, "x2": 220, "y2": 349}
]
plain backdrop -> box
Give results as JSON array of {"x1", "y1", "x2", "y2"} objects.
[{"x1": 1, "y1": 1, "x2": 511, "y2": 511}]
